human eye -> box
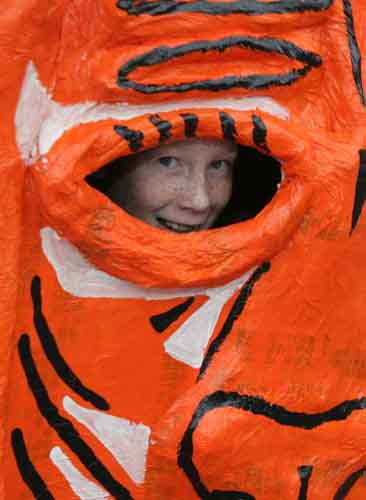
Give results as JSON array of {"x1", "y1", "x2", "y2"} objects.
[
  {"x1": 209, "y1": 159, "x2": 232, "y2": 173},
  {"x1": 159, "y1": 156, "x2": 179, "y2": 168}
]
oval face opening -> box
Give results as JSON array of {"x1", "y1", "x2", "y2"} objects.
[
  {"x1": 85, "y1": 143, "x2": 282, "y2": 232},
  {"x1": 32, "y1": 109, "x2": 311, "y2": 288}
]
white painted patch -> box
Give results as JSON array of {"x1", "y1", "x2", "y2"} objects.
[
  {"x1": 164, "y1": 287, "x2": 239, "y2": 368},
  {"x1": 50, "y1": 446, "x2": 109, "y2": 499},
  {"x1": 41, "y1": 226, "x2": 255, "y2": 367},
  {"x1": 16, "y1": 61, "x2": 290, "y2": 164},
  {"x1": 15, "y1": 62, "x2": 52, "y2": 165},
  {"x1": 163, "y1": 264, "x2": 254, "y2": 368},
  {"x1": 63, "y1": 396, "x2": 151, "y2": 485},
  {"x1": 41, "y1": 226, "x2": 254, "y2": 300},
  {"x1": 41, "y1": 226, "x2": 198, "y2": 299}
]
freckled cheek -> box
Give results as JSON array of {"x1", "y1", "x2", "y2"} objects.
[{"x1": 135, "y1": 175, "x2": 182, "y2": 210}]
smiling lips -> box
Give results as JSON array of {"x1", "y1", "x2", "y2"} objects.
[{"x1": 156, "y1": 217, "x2": 204, "y2": 233}]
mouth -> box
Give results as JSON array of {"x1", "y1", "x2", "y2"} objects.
[{"x1": 156, "y1": 217, "x2": 203, "y2": 233}]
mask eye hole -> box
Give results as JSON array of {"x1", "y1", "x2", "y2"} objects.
[{"x1": 215, "y1": 145, "x2": 282, "y2": 228}]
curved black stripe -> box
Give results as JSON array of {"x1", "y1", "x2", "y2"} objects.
[
  {"x1": 117, "y1": 0, "x2": 334, "y2": 17},
  {"x1": 149, "y1": 114, "x2": 172, "y2": 141},
  {"x1": 119, "y1": 67, "x2": 313, "y2": 95},
  {"x1": 150, "y1": 297, "x2": 195, "y2": 333},
  {"x1": 333, "y1": 467, "x2": 366, "y2": 499},
  {"x1": 298, "y1": 465, "x2": 313, "y2": 500},
  {"x1": 342, "y1": 0, "x2": 365, "y2": 106},
  {"x1": 252, "y1": 115, "x2": 270, "y2": 153},
  {"x1": 119, "y1": 37, "x2": 321, "y2": 74},
  {"x1": 178, "y1": 391, "x2": 366, "y2": 498},
  {"x1": 219, "y1": 112, "x2": 237, "y2": 141},
  {"x1": 18, "y1": 334, "x2": 133, "y2": 499},
  {"x1": 188, "y1": 391, "x2": 366, "y2": 430},
  {"x1": 198, "y1": 262, "x2": 270, "y2": 380},
  {"x1": 114, "y1": 124, "x2": 144, "y2": 152},
  {"x1": 31, "y1": 276, "x2": 109, "y2": 411},
  {"x1": 11, "y1": 428, "x2": 54, "y2": 499},
  {"x1": 210, "y1": 490, "x2": 255, "y2": 499},
  {"x1": 118, "y1": 37, "x2": 321, "y2": 95},
  {"x1": 350, "y1": 149, "x2": 366, "y2": 234},
  {"x1": 181, "y1": 113, "x2": 198, "y2": 137}
]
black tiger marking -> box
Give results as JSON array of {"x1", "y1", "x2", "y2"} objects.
[
  {"x1": 117, "y1": 36, "x2": 322, "y2": 95},
  {"x1": 117, "y1": 0, "x2": 334, "y2": 17},
  {"x1": 178, "y1": 390, "x2": 366, "y2": 499},
  {"x1": 31, "y1": 276, "x2": 109, "y2": 411}
]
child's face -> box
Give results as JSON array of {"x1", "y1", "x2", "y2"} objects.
[{"x1": 107, "y1": 138, "x2": 237, "y2": 233}]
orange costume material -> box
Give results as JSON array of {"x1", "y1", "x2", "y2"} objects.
[{"x1": 1, "y1": 0, "x2": 366, "y2": 498}]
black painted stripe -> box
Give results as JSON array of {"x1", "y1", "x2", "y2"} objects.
[
  {"x1": 31, "y1": 276, "x2": 109, "y2": 411},
  {"x1": 118, "y1": 37, "x2": 321, "y2": 95},
  {"x1": 210, "y1": 490, "x2": 255, "y2": 499},
  {"x1": 198, "y1": 262, "x2": 270, "y2": 380},
  {"x1": 342, "y1": 0, "x2": 365, "y2": 106},
  {"x1": 18, "y1": 334, "x2": 133, "y2": 499},
  {"x1": 11, "y1": 428, "x2": 54, "y2": 499},
  {"x1": 298, "y1": 465, "x2": 313, "y2": 500},
  {"x1": 114, "y1": 124, "x2": 144, "y2": 152},
  {"x1": 149, "y1": 114, "x2": 172, "y2": 141},
  {"x1": 150, "y1": 297, "x2": 195, "y2": 333},
  {"x1": 119, "y1": 67, "x2": 313, "y2": 95},
  {"x1": 117, "y1": 0, "x2": 334, "y2": 17},
  {"x1": 333, "y1": 467, "x2": 366, "y2": 499},
  {"x1": 180, "y1": 113, "x2": 198, "y2": 137},
  {"x1": 189, "y1": 391, "x2": 366, "y2": 430},
  {"x1": 252, "y1": 114, "x2": 270, "y2": 153},
  {"x1": 219, "y1": 111, "x2": 238, "y2": 141},
  {"x1": 350, "y1": 149, "x2": 366, "y2": 234},
  {"x1": 178, "y1": 391, "x2": 366, "y2": 498}
]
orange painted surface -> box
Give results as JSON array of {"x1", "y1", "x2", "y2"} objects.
[{"x1": 0, "y1": 0, "x2": 366, "y2": 498}]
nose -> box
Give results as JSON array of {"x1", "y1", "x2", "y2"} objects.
[{"x1": 178, "y1": 173, "x2": 210, "y2": 214}]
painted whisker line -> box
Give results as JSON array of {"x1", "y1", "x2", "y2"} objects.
[
  {"x1": 198, "y1": 262, "x2": 270, "y2": 380},
  {"x1": 31, "y1": 276, "x2": 110, "y2": 411},
  {"x1": 17, "y1": 334, "x2": 133, "y2": 499},
  {"x1": 150, "y1": 297, "x2": 195, "y2": 333},
  {"x1": 11, "y1": 428, "x2": 54, "y2": 499}
]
